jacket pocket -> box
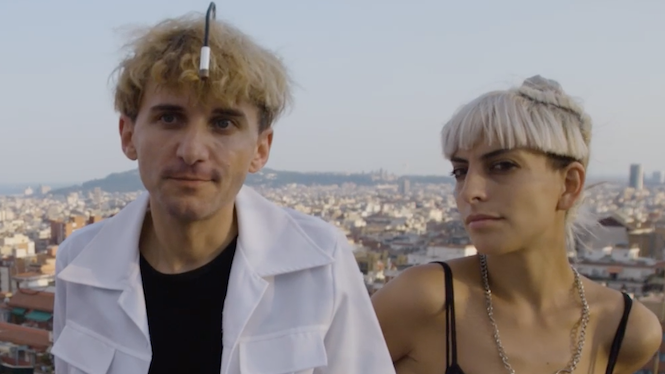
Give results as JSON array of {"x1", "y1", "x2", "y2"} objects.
[
  {"x1": 239, "y1": 327, "x2": 328, "y2": 374},
  {"x1": 51, "y1": 321, "x2": 115, "y2": 374}
]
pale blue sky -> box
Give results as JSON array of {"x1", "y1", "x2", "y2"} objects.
[{"x1": 1, "y1": 0, "x2": 663, "y2": 184}]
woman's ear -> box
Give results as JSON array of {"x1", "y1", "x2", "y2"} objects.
[{"x1": 557, "y1": 162, "x2": 585, "y2": 211}]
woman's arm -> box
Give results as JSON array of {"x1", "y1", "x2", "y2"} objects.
[
  {"x1": 614, "y1": 299, "x2": 662, "y2": 374},
  {"x1": 371, "y1": 264, "x2": 448, "y2": 363}
]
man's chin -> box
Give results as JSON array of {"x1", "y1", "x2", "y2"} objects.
[
  {"x1": 155, "y1": 195, "x2": 219, "y2": 222},
  {"x1": 168, "y1": 205, "x2": 215, "y2": 222}
]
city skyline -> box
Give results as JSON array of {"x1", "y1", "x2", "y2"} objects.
[{"x1": 2, "y1": 161, "x2": 658, "y2": 188}]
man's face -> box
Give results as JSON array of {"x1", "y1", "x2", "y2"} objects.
[{"x1": 119, "y1": 83, "x2": 273, "y2": 222}]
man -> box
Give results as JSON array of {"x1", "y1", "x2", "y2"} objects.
[{"x1": 51, "y1": 10, "x2": 395, "y2": 374}]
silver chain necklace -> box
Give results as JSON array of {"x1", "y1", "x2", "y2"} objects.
[{"x1": 479, "y1": 254, "x2": 590, "y2": 374}]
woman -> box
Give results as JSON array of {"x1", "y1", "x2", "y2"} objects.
[{"x1": 372, "y1": 76, "x2": 661, "y2": 374}]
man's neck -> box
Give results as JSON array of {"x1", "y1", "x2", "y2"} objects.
[{"x1": 139, "y1": 203, "x2": 238, "y2": 274}]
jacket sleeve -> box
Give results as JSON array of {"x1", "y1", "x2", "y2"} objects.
[
  {"x1": 315, "y1": 233, "x2": 396, "y2": 374},
  {"x1": 53, "y1": 241, "x2": 71, "y2": 373}
]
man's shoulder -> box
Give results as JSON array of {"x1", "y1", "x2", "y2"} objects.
[
  {"x1": 55, "y1": 219, "x2": 109, "y2": 266},
  {"x1": 280, "y1": 206, "x2": 346, "y2": 252},
  {"x1": 241, "y1": 186, "x2": 345, "y2": 252}
]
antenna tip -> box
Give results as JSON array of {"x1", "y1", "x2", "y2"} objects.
[{"x1": 199, "y1": 46, "x2": 211, "y2": 79}]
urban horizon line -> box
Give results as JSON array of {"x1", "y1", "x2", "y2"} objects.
[{"x1": 2, "y1": 167, "x2": 635, "y2": 189}]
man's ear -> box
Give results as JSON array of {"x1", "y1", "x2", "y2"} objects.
[
  {"x1": 249, "y1": 128, "x2": 273, "y2": 173},
  {"x1": 119, "y1": 115, "x2": 138, "y2": 161},
  {"x1": 557, "y1": 162, "x2": 585, "y2": 211}
]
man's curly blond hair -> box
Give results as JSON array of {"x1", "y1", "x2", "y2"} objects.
[{"x1": 112, "y1": 14, "x2": 292, "y2": 131}]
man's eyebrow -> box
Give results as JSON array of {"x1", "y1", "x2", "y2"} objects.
[
  {"x1": 212, "y1": 108, "x2": 246, "y2": 119},
  {"x1": 149, "y1": 104, "x2": 186, "y2": 113},
  {"x1": 450, "y1": 149, "x2": 512, "y2": 163},
  {"x1": 148, "y1": 105, "x2": 246, "y2": 120}
]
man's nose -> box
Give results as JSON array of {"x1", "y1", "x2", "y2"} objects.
[{"x1": 176, "y1": 123, "x2": 210, "y2": 165}]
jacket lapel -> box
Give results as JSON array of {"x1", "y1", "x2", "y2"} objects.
[
  {"x1": 117, "y1": 259, "x2": 151, "y2": 345},
  {"x1": 57, "y1": 192, "x2": 152, "y2": 348},
  {"x1": 220, "y1": 186, "x2": 335, "y2": 374}
]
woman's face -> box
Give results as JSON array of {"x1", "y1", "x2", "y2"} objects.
[{"x1": 450, "y1": 142, "x2": 582, "y2": 255}]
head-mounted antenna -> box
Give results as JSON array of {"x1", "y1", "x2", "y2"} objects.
[{"x1": 199, "y1": 2, "x2": 217, "y2": 79}]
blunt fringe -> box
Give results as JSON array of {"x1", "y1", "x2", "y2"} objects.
[{"x1": 441, "y1": 76, "x2": 596, "y2": 252}]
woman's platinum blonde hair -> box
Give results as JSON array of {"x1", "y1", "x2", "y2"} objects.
[{"x1": 441, "y1": 75, "x2": 595, "y2": 252}]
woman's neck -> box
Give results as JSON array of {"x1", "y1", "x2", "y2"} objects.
[{"x1": 482, "y1": 238, "x2": 576, "y2": 311}]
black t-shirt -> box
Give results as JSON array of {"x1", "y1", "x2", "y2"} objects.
[{"x1": 140, "y1": 236, "x2": 237, "y2": 374}]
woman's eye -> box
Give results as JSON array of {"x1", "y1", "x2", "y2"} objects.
[
  {"x1": 491, "y1": 161, "x2": 517, "y2": 172},
  {"x1": 450, "y1": 168, "x2": 466, "y2": 179}
]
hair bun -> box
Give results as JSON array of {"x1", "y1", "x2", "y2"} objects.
[
  {"x1": 517, "y1": 75, "x2": 580, "y2": 115},
  {"x1": 517, "y1": 75, "x2": 591, "y2": 142},
  {"x1": 522, "y1": 75, "x2": 564, "y2": 95},
  {"x1": 516, "y1": 75, "x2": 591, "y2": 141}
]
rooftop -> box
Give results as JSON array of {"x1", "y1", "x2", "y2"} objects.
[
  {"x1": 0, "y1": 323, "x2": 50, "y2": 351},
  {"x1": 7, "y1": 290, "x2": 54, "y2": 313}
]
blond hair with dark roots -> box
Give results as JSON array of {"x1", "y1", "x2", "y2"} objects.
[{"x1": 111, "y1": 13, "x2": 293, "y2": 131}]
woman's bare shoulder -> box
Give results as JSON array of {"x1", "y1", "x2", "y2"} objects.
[
  {"x1": 372, "y1": 263, "x2": 448, "y2": 318},
  {"x1": 371, "y1": 262, "x2": 458, "y2": 361},
  {"x1": 372, "y1": 257, "x2": 477, "y2": 315},
  {"x1": 587, "y1": 281, "x2": 661, "y2": 373},
  {"x1": 617, "y1": 296, "x2": 661, "y2": 372}
]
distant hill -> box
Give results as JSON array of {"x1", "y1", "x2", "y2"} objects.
[
  {"x1": 49, "y1": 168, "x2": 454, "y2": 195},
  {"x1": 49, "y1": 169, "x2": 146, "y2": 195}
]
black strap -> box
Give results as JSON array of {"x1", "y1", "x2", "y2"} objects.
[
  {"x1": 433, "y1": 261, "x2": 458, "y2": 368},
  {"x1": 605, "y1": 292, "x2": 633, "y2": 374}
]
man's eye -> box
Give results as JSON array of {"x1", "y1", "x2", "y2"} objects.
[
  {"x1": 213, "y1": 119, "x2": 233, "y2": 129},
  {"x1": 160, "y1": 114, "x2": 178, "y2": 124}
]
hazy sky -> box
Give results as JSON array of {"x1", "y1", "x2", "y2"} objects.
[{"x1": 1, "y1": 0, "x2": 663, "y2": 184}]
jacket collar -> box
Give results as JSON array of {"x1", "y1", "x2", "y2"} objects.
[{"x1": 57, "y1": 185, "x2": 334, "y2": 290}]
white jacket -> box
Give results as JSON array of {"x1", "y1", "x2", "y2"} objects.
[{"x1": 52, "y1": 185, "x2": 395, "y2": 374}]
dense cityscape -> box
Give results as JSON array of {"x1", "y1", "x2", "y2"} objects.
[{"x1": 0, "y1": 164, "x2": 663, "y2": 373}]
